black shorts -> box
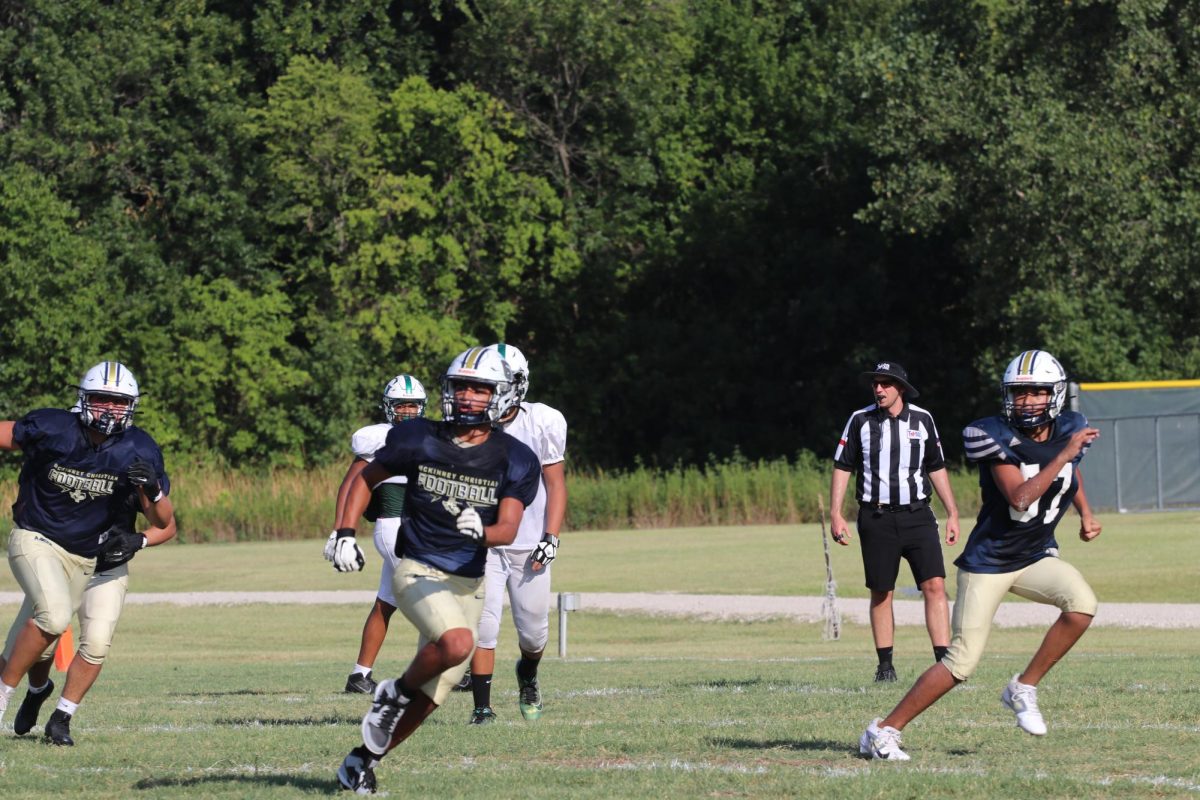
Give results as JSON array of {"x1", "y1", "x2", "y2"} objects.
[{"x1": 855, "y1": 503, "x2": 946, "y2": 592}]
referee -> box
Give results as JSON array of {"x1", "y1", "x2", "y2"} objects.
[{"x1": 829, "y1": 361, "x2": 960, "y2": 683}]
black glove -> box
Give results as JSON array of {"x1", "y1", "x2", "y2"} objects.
[
  {"x1": 100, "y1": 529, "x2": 146, "y2": 567},
  {"x1": 127, "y1": 459, "x2": 161, "y2": 500}
]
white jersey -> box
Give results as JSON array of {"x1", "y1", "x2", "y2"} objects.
[
  {"x1": 500, "y1": 401, "x2": 567, "y2": 549},
  {"x1": 350, "y1": 423, "x2": 407, "y2": 518}
]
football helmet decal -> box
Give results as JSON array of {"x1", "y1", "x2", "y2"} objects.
[
  {"x1": 382, "y1": 374, "x2": 427, "y2": 423},
  {"x1": 77, "y1": 361, "x2": 140, "y2": 435},
  {"x1": 1001, "y1": 350, "x2": 1067, "y2": 430},
  {"x1": 441, "y1": 346, "x2": 515, "y2": 426},
  {"x1": 490, "y1": 343, "x2": 529, "y2": 405}
]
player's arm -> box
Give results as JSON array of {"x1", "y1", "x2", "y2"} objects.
[
  {"x1": 138, "y1": 487, "x2": 174, "y2": 529},
  {"x1": 1072, "y1": 468, "x2": 1102, "y2": 542},
  {"x1": 531, "y1": 461, "x2": 567, "y2": 571},
  {"x1": 990, "y1": 426, "x2": 1100, "y2": 512},
  {"x1": 0, "y1": 420, "x2": 17, "y2": 450},
  {"x1": 144, "y1": 514, "x2": 178, "y2": 547},
  {"x1": 333, "y1": 457, "x2": 369, "y2": 529},
  {"x1": 829, "y1": 467, "x2": 853, "y2": 545},
  {"x1": 926, "y1": 468, "x2": 960, "y2": 546},
  {"x1": 484, "y1": 496, "x2": 526, "y2": 547}
]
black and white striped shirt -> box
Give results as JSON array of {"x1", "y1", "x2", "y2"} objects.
[{"x1": 833, "y1": 403, "x2": 947, "y2": 505}]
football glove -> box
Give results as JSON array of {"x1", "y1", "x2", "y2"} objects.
[
  {"x1": 456, "y1": 506, "x2": 484, "y2": 542},
  {"x1": 100, "y1": 529, "x2": 146, "y2": 567},
  {"x1": 332, "y1": 530, "x2": 366, "y2": 572},
  {"x1": 323, "y1": 528, "x2": 352, "y2": 562},
  {"x1": 531, "y1": 533, "x2": 559, "y2": 567},
  {"x1": 127, "y1": 459, "x2": 162, "y2": 501}
]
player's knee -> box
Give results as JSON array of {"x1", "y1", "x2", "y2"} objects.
[
  {"x1": 517, "y1": 628, "x2": 548, "y2": 655},
  {"x1": 76, "y1": 642, "x2": 109, "y2": 665},
  {"x1": 920, "y1": 577, "x2": 947, "y2": 599},
  {"x1": 476, "y1": 616, "x2": 500, "y2": 649},
  {"x1": 437, "y1": 629, "x2": 475, "y2": 665},
  {"x1": 33, "y1": 608, "x2": 73, "y2": 637},
  {"x1": 942, "y1": 646, "x2": 980, "y2": 681}
]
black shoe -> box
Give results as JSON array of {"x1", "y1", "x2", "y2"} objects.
[
  {"x1": 451, "y1": 669, "x2": 472, "y2": 692},
  {"x1": 874, "y1": 664, "x2": 898, "y2": 683},
  {"x1": 44, "y1": 709, "x2": 75, "y2": 746},
  {"x1": 13, "y1": 679, "x2": 55, "y2": 736},
  {"x1": 345, "y1": 671, "x2": 378, "y2": 695},
  {"x1": 337, "y1": 749, "x2": 377, "y2": 794},
  {"x1": 469, "y1": 706, "x2": 497, "y2": 725}
]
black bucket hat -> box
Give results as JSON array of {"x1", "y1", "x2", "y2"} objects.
[{"x1": 860, "y1": 361, "x2": 920, "y2": 398}]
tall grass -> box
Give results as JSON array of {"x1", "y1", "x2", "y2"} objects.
[{"x1": 0, "y1": 456, "x2": 983, "y2": 543}]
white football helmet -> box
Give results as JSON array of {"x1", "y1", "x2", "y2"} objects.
[
  {"x1": 381, "y1": 374, "x2": 427, "y2": 423},
  {"x1": 489, "y1": 343, "x2": 529, "y2": 404},
  {"x1": 441, "y1": 346, "x2": 515, "y2": 426},
  {"x1": 1001, "y1": 350, "x2": 1068, "y2": 429},
  {"x1": 77, "y1": 361, "x2": 140, "y2": 435}
]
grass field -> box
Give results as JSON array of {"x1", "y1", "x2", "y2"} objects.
[{"x1": 1, "y1": 514, "x2": 1198, "y2": 798}]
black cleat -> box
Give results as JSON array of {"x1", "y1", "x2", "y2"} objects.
[
  {"x1": 337, "y1": 748, "x2": 377, "y2": 794},
  {"x1": 451, "y1": 669, "x2": 472, "y2": 692},
  {"x1": 469, "y1": 706, "x2": 497, "y2": 725},
  {"x1": 874, "y1": 664, "x2": 898, "y2": 683},
  {"x1": 345, "y1": 671, "x2": 378, "y2": 695},
  {"x1": 13, "y1": 679, "x2": 55, "y2": 736},
  {"x1": 44, "y1": 709, "x2": 75, "y2": 746}
]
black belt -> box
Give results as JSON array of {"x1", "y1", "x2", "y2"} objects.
[{"x1": 863, "y1": 500, "x2": 928, "y2": 513}]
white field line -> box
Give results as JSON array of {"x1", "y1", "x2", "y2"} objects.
[{"x1": 2, "y1": 590, "x2": 1197, "y2": 628}]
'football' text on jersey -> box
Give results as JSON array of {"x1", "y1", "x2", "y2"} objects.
[
  {"x1": 956, "y1": 410, "x2": 1091, "y2": 574},
  {"x1": 12, "y1": 408, "x2": 170, "y2": 557},
  {"x1": 372, "y1": 418, "x2": 540, "y2": 578}
]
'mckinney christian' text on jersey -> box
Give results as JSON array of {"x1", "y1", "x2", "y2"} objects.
[
  {"x1": 12, "y1": 408, "x2": 170, "y2": 558},
  {"x1": 833, "y1": 402, "x2": 947, "y2": 505},
  {"x1": 499, "y1": 402, "x2": 567, "y2": 550},
  {"x1": 351, "y1": 422, "x2": 408, "y2": 521},
  {"x1": 372, "y1": 418, "x2": 541, "y2": 577},
  {"x1": 956, "y1": 411, "x2": 1091, "y2": 573}
]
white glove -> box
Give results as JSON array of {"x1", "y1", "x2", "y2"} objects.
[
  {"x1": 531, "y1": 533, "x2": 559, "y2": 567},
  {"x1": 456, "y1": 506, "x2": 484, "y2": 542},
  {"x1": 332, "y1": 532, "x2": 366, "y2": 572},
  {"x1": 323, "y1": 530, "x2": 339, "y2": 562}
]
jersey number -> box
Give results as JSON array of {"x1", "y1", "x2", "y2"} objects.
[{"x1": 1010, "y1": 462, "x2": 1073, "y2": 523}]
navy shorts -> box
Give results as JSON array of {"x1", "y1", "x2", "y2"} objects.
[{"x1": 855, "y1": 503, "x2": 946, "y2": 592}]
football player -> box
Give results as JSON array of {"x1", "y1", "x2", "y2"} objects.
[
  {"x1": 336, "y1": 347, "x2": 540, "y2": 795},
  {"x1": 860, "y1": 350, "x2": 1102, "y2": 761},
  {"x1": 323, "y1": 374, "x2": 428, "y2": 694},
  {"x1": 467, "y1": 343, "x2": 567, "y2": 724},
  {"x1": 0, "y1": 362, "x2": 174, "y2": 734},
  {"x1": 4, "y1": 491, "x2": 176, "y2": 745}
]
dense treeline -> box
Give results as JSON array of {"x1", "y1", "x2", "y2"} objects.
[{"x1": 2, "y1": 0, "x2": 1198, "y2": 470}]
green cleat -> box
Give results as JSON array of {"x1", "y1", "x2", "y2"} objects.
[{"x1": 517, "y1": 672, "x2": 543, "y2": 721}]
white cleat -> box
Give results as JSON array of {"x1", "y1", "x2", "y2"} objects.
[
  {"x1": 1001, "y1": 674, "x2": 1047, "y2": 736},
  {"x1": 859, "y1": 717, "x2": 911, "y2": 761},
  {"x1": 361, "y1": 679, "x2": 410, "y2": 756}
]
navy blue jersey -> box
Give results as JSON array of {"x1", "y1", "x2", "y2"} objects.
[
  {"x1": 956, "y1": 411, "x2": 1090, "y2": 573},
  {"x1": 12, "y1": 408, "x2": 170, "y2": 558},
  {"x1": 373, "y1": 418, "x2": 540, "y2": 577}
]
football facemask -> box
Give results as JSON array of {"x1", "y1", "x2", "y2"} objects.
[
  {"x1": 382, "y1": 374, "x2": 427, "y2": 423},
  {"x1": 78, "y1": 361, "x2": 140, "y2": 435}
]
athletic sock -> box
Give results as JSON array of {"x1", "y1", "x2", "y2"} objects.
[
  {"x1": 0, "y1": 681, "x2": 15, "y2": 713},
  {"x1": 350, "y1": 744, "x2": 381, "y2": 768},
  {"x1": 394, "y1": 676, "x2": 415, "y2": 700},
  {"x1": 933, "y1": 645, "x2": 949, "y2": 662},
  {"x1": 516, "y1": 657, "x2": 540, "y2": 682},
  {"x1": 28, "y1": 680, "x2": 52, "y2": 695},
  {"x1": 352, "y1": 663, "x2": 372, "y2": 676},
  {"x1": 55, "y1": 697, "x2": 79, "y2": 716},
  {"x1": 876, "y1": 646, "x2": 894, "y2": 667},
  {"x1": 471, "y1": 673, "x2": 493, "y2": 708}
]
